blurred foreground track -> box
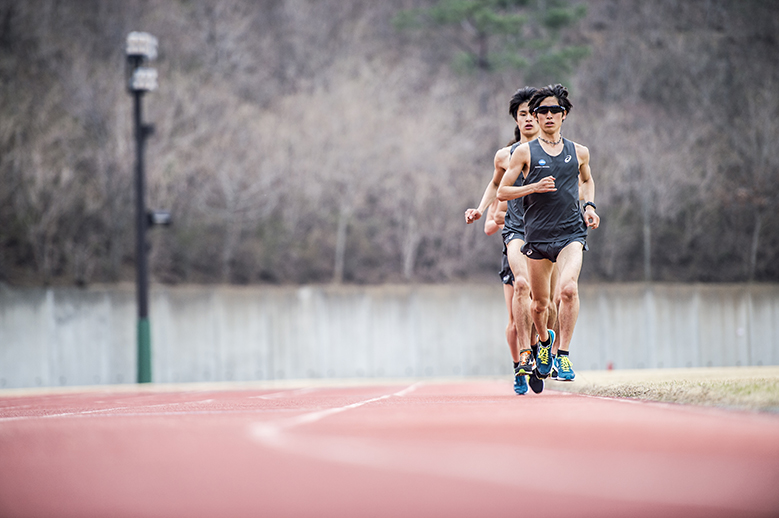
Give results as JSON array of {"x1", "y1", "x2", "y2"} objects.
[{"x1": 1, "y1": 378, "x2": 778, "y2": 517}]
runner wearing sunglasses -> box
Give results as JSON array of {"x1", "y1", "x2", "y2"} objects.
[
  {"x1": 497, "y1": 84, "x2": 600, "y2": 383},
  {"x1": 465, "y1": 87, "x2": 559, "y2": 395},
  {"x1": 465, "y1": 86, "x2": 556, "y2": 394}
]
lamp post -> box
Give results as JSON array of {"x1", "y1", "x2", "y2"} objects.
[{"x1": 126, "y1": 32, "x2": 158, "y2": 384}]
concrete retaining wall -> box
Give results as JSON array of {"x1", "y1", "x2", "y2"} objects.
[{"x1": 1, "y1": 283, "x2": 777, "y2": 389}]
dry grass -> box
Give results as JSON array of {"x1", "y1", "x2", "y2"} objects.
[{"x1": 549, "y1": 366, "x2": 779, "y2": 413}]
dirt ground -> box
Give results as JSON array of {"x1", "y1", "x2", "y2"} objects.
[{"x1": 548, "y1": 366, "x2": 779, "y2": 413}]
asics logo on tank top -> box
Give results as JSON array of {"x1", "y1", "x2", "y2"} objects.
[{"x1": 565, "y1": 155, "x2": 572, "y2": 163}]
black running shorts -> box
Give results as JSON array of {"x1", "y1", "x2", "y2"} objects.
[
  {"x1": 499, "y1": 252, "x2": 514, "y2": 285},
  {"x1": 521, "y1": 237, "x2": 587, "y2": 263}
]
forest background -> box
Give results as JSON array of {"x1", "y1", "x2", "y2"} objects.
[{"x1": 1, "y1": 0, "x2": 777, "y2": 287}]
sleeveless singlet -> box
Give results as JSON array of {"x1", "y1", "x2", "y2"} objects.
[
  {"x1": 522, "y1": 139, "x2": 587, "y2": 244},
  {"x1": 501, "y1": 142, "x2": 525, "y2": 237}
]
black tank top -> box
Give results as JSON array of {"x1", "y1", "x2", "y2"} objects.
[
  {"x1": 522, "y1": 139, "x2": 587, "y2": 243},
  {"x1": 502, "y1": 142, "x2": 525, "y2": 236}
]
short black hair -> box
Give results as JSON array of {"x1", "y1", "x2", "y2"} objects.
[
  {"x1": 508, "y1": 86, "x2": 538, "y2": 144},
  {"x1": 529, "y1": 84, "x2": 573, "y2": 114},
  {"x1": 509, "y1": 86, "x2": 538, "y2": 120}
]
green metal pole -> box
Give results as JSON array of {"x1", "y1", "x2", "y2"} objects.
[
  {"x1": 133, "y1": 84, "x2": 152, "y2": 383},
  {"x1": 137, "y1": 318, "x2": 152, "y2": 383}
]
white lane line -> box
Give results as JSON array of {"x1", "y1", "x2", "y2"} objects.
[
  {"x1": 249, "y1": 388, "x2": 318, "y2": 400},
  {"x1": 392, "y1": 383, "x2": 419, "y2": 398},
  {"x1": 0, "y1": 398, "x2": 218, "y2": 422},
  {"x1": 1, "y1": 409, "x2": 283, "y2": 419},
  {"x1": 572, "y1": 393, "x2": 643, "y2": 404},
  {"x1": 0, "y1": 404, "x2": 33, "y2": 410},
  {"x1": 0, "y1": 406, "x2": 134, "y2": 422},
  {"x1": 251, "y1": 382, "x2": 421, "y2": 442}
]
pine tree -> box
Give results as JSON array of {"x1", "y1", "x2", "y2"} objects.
[{"x1": 394, "y1": 0, "x2": 589, "y2": 104}]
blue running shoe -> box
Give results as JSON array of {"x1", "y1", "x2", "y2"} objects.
[
  {"x1": 535, "y1": 330, "x2": 555, "y2": 379},
  {"x1": 557, "y1": 354, "x2": 575, "y2": 381},
  {"x1": 551, "y1": 356, "x2": 559, "y2": 380},
  {"x1": 514, "y1": 370, "x2": 529, "y2": 395},
  {"x1": 528, "y1": 371, "x2": 544, "y2": 394}
]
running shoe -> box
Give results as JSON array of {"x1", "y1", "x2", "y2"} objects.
[
  {"x1": 551, "y1": 356, "x2": 559, "y2": 380},
  {"x1": 514, "y1": 369, "x2": 529, "y2": 395},
  {"x1": 515, "y1": 349, "x2": 534, "y2": 376},
  {"x1": 535, "y1": 330, "x2": 555, "y2": 379},
  {"x1": 557, "y1": 354, "x2": 575, "y2": 381},
  {"x1": 528, "y1": 371, "x2": 544, "y2": 394}
]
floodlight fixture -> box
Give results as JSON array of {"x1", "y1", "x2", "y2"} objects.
[
  {"x1": 147, "y1": 210, "x2": 172, "y2": 227},
  {"x1": 126, "y1": 31, "x2": 158, "y2": 61},
  {"x1": 130, "y1": 67, "x2": 158, "y2": 92}
]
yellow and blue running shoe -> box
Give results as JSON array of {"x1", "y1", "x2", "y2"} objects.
[
  {"x1": 514, "y1": 369, "x2": 529, "y2": 395},
  {"x1": 551, "y1": 356, "x2": 559, "y2": 380},
  {"x1": 557, "y1": 354, "x2": 575, "y2": 381},
  {"x1": 535, "y1": 330, "x2": 555, "y2": 379}
]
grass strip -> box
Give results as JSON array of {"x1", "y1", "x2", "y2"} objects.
[{"x1": 549, "y1": 367, "x2": 779, "y2": 413}]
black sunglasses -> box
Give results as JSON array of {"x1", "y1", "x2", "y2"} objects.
[{"x1": 534, "y1": 105, "x2": 566, "y2": 115}]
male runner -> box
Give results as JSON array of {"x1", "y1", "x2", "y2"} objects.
[
  {"x1": 464, "y1": 87, "x2": 556, "y2": 395},
  {"x1": 498, "y1": 84, "x2": 600, "y2": 382}
]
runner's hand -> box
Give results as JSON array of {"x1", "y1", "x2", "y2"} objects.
[
  {"x1": 584, "y1": 208, "x2": 600, "y2": 229},
  {"x1": 464, "y1": 208, "x2": 482, "y2": 224},
  {"x1": 534, "y1": 176, "x2": 556, "y2": 193}
]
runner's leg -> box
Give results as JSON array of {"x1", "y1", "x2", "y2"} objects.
[
  {"x1": 503, "y1": 283, "x2": 519, "y2": 362},
  {"x1": 553, "y1": 241, "x2": 584, "y2": 354},
  {"x1": 506, "y1": 239, "x2": 532, "y2": 354},
  {"x1": 526, "y1": 257, "x2": 555, "y2": 344},
  {"x1": 548, "y1": 264, "x2": 560, "y2": 353}
]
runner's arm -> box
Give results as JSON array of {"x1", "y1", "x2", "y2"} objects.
[
  {"x1": 577, "y1": 144, "x2": 600, "y2": 229},
  {"x1": 465, "y1": 148, "x2": 508, "y2": 224},
  {"x1": 497, "y1": 144, "x2": 556, "y2": 201},
  {"x1": 483, "y1": 199, "x2": 501, "y2": 236},
  {"x1": 493, "y1": 200, "x2": 507, "y2": 227}
]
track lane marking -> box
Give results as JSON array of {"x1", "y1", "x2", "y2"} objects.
[
  {"x1": 0, "y1": 398, "x2": 219, "y2": 422},
  {"x1": 251, "y1": 382, "x2": 421, "y2": 442},
  {"x1": 249, "y1": 387, "x2": 319, "y2": 399}
]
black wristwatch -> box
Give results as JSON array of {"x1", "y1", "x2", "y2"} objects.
[{"x1": 583, "y1": 201, "x2": 597, "y2": 211}]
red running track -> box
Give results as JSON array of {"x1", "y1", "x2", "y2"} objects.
[{"x1": 1, "y1": 380, "x2": 778, "y2": 517}]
